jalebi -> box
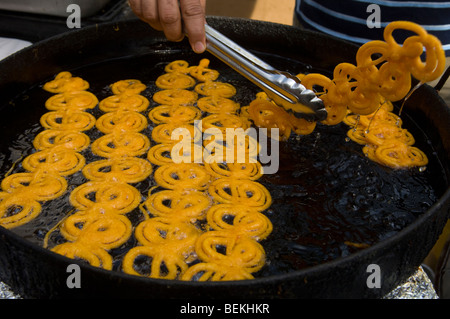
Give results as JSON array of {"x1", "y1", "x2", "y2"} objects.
[
  {"x1": 143, "y1": 189, "x2": 212, "y2": 223},
  {"x1": 43, "y1": 72, "x2": 89, "y2": 93}
]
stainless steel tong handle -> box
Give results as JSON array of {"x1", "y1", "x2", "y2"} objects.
[{"x1": 204, "y1": 24, "x2": 327, "y2": 121}]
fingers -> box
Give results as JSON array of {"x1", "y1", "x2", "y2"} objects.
[
  {"x1": 128, "y1": 0, "x2": 206, "y2": 54},
  {"x1": 180, "y1": 0, "x2": 206, "y2": 53}
]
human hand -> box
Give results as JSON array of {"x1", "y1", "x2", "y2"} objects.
[{"x1": 128, "y1": 0, "x2": 207, "y2": 54}]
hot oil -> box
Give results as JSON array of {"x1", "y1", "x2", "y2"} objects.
[{"x1": 0, "y1": 51, "x2": 445, "y2": 278}]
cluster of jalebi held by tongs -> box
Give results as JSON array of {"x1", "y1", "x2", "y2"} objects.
[{"x1": 248, "y1": 21, "x2": 446, "y2": 169}]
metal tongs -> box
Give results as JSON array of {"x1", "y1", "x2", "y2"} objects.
[{"x1": 205, "y1": 24, "x2": 327, "y2": 121}]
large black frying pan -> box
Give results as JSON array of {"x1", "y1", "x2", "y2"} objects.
[{"x1": 0, "y1": 17, "x2": 449, "y2": 299}]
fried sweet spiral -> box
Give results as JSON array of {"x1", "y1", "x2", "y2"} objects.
[
  {"x1": 195, "y1": 81, "x2": 236, "y2": 98},
  {"x1": 110, "y1": 79, "x2": 147, "y2": 95},
  {"x1": 188, "y1": 58, "x2": 220, "y2": 82},
  {"x1": 148, "y1": 104, "x2": 201, "y2": 125},
  {"x1": 151, "y1": 123, "x2": 200, "y2": 144},
  {"x1": 363, "y1": 140, "x2": 428, "y2": 169},
  {"x1": 147, "y1": 143, "x2": 204, "y2": 165},
  {"x1": 122, "y1": 218, "x2": 201, "y2": 279},
  {"x1": 91, "y1": 131, "x2": 150, "y2": 158},
  {"x1": 43, "y1": 72, "x2": 89, "y2": 93},
  {"x1": 52, "y1": 242, "x2": 113, "y2": 270},
  {"x1": 22, "y1": 149, "x2": 85, "y2": 176},
  {"x1": 203, "y1": 135, "x2": 259, "y2": 165},
  {"x1": 82, "y1": 157, "x2": 152, "y2": 183},
  {"x1": 208, "y1": 178, "x2": 272, "y2": 211},
  {"x1": 194, "y1": 231, "x2": 266, "y2": 273},
  {"x1": 0, "y1": 193, "x2": 41, "y2": 229},
  {"x1": 33, "y1": 130, "x2": 90, "y2": 152},
  {"x1": 69, "y1": 181, "x2": 141, "y2": 215},
  {"x1": 95, "y1": 111, "x2": 148, "y2": 134},
  {"x1": 153, "y1": 89, "x2": 198, "y2": 106},
  {"x1": 201, "y1": 113, "x2": 251, "y2": 134},
  {"x1": 99, "y1": 94, "x2": 150, "y2": 113},
  {"x1": 344, "y1": 100, "x2": 426, "y2": 168},
  {"x1": 45, "y1": 91, "x2": 98, "y2": 111},
  {"x1": 154, "y1": 163, "x2": 211, "y2": 191},
  {"x1": 143, "y1": 189, "x2": 212, "y2": 223},
  {"x1": 40, "y1": 111, "x2": 96, "y2": 132},
  {"x1": 197, "y1": 96, "x2": 240, "y2": 114},
  {"x1": 164, "y1": 60, "x2": 191, "y2": 74},
  {"x1": 204, "y1": 162, "x2": 263, "y2": 180},
  {"x1": 248, "y1": 98, "x2": 316, "y2": 140},
  {"x1": 155, "y1": 72, "x2": 196, "y2": 90},
  {"x1": 206, "y1": 204, "x2": 273, "y2": 241},
  {"x1": 59, "y1": 211, "x2": 132, "y2": 250}
]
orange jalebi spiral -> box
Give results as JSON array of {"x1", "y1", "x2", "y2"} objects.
[
  {"x1": 197, "y1": 96, "x2": 240, "y2": 114},
  {"x1": 153, "y1": 163, "x2": 211, "y2": 191},
  {"x1": 69, "y1": 181, "x2": 141, "y2": 214},
  {"x1": 164, "y1": 60, "x2": 191, "y2": 74},
  {"x1": 1, "y1": 173, "x2": 67, "y2": 202},
  {"x1": 189, "y1": 230, "x2": 266, "y2": 275},
  {"x1": 188, "y1": 58, "x2": 220, "y2": 82},
  {"x1": 99, "y1": 94, "x2": 149, "y2": 113},
  {"x1": 122, "y1": 218, "x2": 201, "y2": 279},
  {"x1": 208, "y1": 178, "x2": 272, "y2": 211},
  {"x1": 195, "y1": 81, "x2": 236, "y2": 98},
  {"x1": 0, "y1": 193, "x2": 41, "y2": 229},
  {"x1": 201, "y1": 113, "x2": 251, "y2": 134},
  {"x1": 95, "y1": 111, "x2": 148, "y2": 134},
  {"x1": 247, "y1": 98, "x2": 316, "y2": 140},
  {"x1": 33, "y1": 130, "x2": 90, "y2": 152},
  {"x1": 45, "y1": 91, "x2": 98, "y2": 111},
  {"x1": 151, "y1": 123, "x2": 200, "y2": 144},
  {"x1": 153, "y1": 88, "x2": 198, "y2": 106},
  {"x1": 203, "y1": 132, "x2": 259, "y2": 164},
  {"x1": 22, "y1": 149, "x2": 85, "y2": 176},
  {"x1": 147, "y1": 143, "x2": 204, "y2": 166},
  {"x1": 52, "y1": 242, "x2": 113, "y2": 270},
  {"x1": 58, "y1": 210, "x2": 132, "y2": 250},
  {"x1": 91, "y1": 131, "x2": 150, "y2": 158},
  {"x1": 110, "y1": 79, "x2": 147, "y2": 95},
  {"x1": 82, "y1": 157, "x2": 152, "y2": 183},
  {"x1": 148, "y1": 104, "x2": 202, "y2": 125},
  {"x1": 155, "y1": 72, "x2": 196, "y2": 90},
  {"x1": 204, "y1": 162, "x2": 263, "y2": 180},
  {"x1": 143, "y1": 189, "x2": 212, "y2": 223},
  {"x1": 206, "y1": 204, "x2": 273, "y2": 241},
  {"x1": 344, "y1": 100, "x2": 426, "y2": 168},
  {"x1": 40, "y1": 110, "x2": 96, "y2": 132},
  {"x1": 363, "y1": 140, "x2": 428, "y2": 169}
]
